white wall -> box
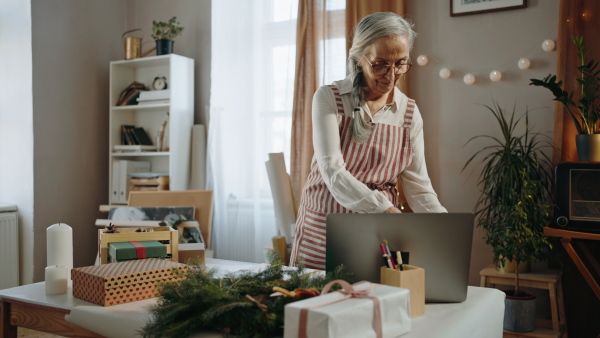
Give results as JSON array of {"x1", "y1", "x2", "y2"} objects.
[
  {"x1": 0, "y1": 0, "x2": 35, "y2": 285},
  {"x1": 408, "y1": 0, "x2": 560, "y2": 285}
]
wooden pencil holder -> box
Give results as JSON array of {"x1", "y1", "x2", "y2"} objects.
[{"x1": 380, "y1": 265, "x2": 425, "y2": 317}]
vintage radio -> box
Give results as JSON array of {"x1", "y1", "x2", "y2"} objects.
[{"x1": 554, "y1": 162, "x2": 600, "y2": 233}]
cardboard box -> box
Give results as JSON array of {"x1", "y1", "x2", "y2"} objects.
[
  {"x1": 380, "y1": 265, "x2": 425, "y2": 317},
  {"x1": 178, "y1": 242, "x2": 205, "y2": 265},
  {"x1": 108, "y1": 240, "x2": 167, "y2": 262},
  {"x1": 284, "y1": 281, "x2": 411, "y2": 338},
  {"x1": 71, "y1": 259, "x2": 188, "y2": 306}
]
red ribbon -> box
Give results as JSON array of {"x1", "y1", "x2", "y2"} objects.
[
  {"x1": 129, "y1": 241, "x2": 146, "y2": 259},
  {"x1": 298, "y1": 280, "x2": 382, "y2": 338}
]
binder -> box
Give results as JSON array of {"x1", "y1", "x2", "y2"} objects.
[
  {"x1": 111, "y1": 161, "x2": 121, "y2": 204},
  {"x1": 116, "y1": 160, "x2": 151, "y2": 204}
]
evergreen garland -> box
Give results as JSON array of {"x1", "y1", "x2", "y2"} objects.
[{"x1": 140, "y1": 258, "x2": 354, "y2": 338}]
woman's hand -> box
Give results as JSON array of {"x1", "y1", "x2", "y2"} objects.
[{"x1": 384, "y1": 206, "x2": 402, "y2": 213}]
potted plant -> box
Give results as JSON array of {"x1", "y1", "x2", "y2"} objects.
[
  {"x1": 151, "y1": 16, "x2": 184, "y2": 55},
  {"x1": 463, "y1": 100, "x2": 554, "y2": 332},
  {"x1": 530, "y1": 37, "x2": 600, "y2": 161}
]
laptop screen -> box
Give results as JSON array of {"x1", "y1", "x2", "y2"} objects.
[{"x1": 325, "y1": 213, "x2": 474, "y2": 303}]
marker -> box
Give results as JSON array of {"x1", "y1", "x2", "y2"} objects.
[
  {"x1": 383, "y1": 240, "x2": 396, "y2": 269},
  {"x1": 380, "y1": 244, "x2": 393, "y2": 269},
  {"x1": 396, "y1": 251, "x2": 404, "y2": 271}
]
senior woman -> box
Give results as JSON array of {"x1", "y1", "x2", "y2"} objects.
[{"x1": 289, "y1": 12, "x2": 447, "y2": 270}]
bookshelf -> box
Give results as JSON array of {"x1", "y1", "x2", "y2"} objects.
[{"x1": 108, "y1": 54, "x2": 194, "y2": 204}]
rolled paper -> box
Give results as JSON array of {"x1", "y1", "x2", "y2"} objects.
[
  {"x1": 45, "y1": 265, "x2": 68, "y2": 295},
  {"x1": 265, "y1": 153, "x2": 296, "y2": 244},
  {"x1": 47, "y1": 223, "x2": 73, "y2": 273}
]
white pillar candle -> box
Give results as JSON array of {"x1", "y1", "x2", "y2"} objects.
[
  {"x1": 47, "y1": 223, "x2": 73, "y2": 272},
  {"x1": 45, "y1": 265, "x2": 68, "y2": 295}
]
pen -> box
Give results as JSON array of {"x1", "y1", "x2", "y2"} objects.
[
  {"x1": 383, "y1": 240, "x2": 396, "y2": 269},
  {"x1": 396, "y1": 251, "x2": 404, "y2": 271},
  {"x1": 380, "y1": 244, "x2": 393, "y2": 269}
]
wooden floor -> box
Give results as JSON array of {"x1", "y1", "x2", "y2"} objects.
[{"x1": 17, "y1": 328, "x2": 63, "y2": 338}]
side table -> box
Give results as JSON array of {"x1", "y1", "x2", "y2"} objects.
[
  {"x1": 543, "y1": 227, "x2": 600, "y2": 300},
  {"x1": 480, "y1": 264, "x2": 567, "y2": 338}
]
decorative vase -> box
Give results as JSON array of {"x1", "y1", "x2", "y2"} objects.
[
  {"x1": 576, "y1": 134, "x2": 600, "y2": 162},
  {"x1": 156, "y1": 39, "x2": 174, "y2": 55},
  {"x1": 496, "y1": 258, "x2": 531, "y2": 274},
  {"x1": 503, "y1": 290, "x2": 537, "y2": 332}
]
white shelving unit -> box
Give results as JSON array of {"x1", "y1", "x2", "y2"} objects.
[{"x1": 108, "y1": 54, "x2": 194, "y2": 204}]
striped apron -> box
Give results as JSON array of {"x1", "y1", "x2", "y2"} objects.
[{"x1": 290, "y1": 84, "x2": 415, "y2": 270}]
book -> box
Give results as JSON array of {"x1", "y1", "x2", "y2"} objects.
[
  {"x1": 121, "y1": 125, "x2": 136, "y2": 145},
  {"x1": 136, "y1": 99, "x2": 170, "y2": 105},
  {"x1": 138, "y1": 90, "x2": 170, "y2": 100},
  {"x1": 133, "y1": 127, "x2": 154, "y2": 146},
  {"x1": 116, "y1": 81, "x2": 146, "y2": 106},
  {"x1": 113, "y1": 145, "x2": 157, "y2": 152}
]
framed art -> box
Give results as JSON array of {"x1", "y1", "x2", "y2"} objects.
[{"x1": 450, "y1": 0, "x2": 527, "y2": 17}]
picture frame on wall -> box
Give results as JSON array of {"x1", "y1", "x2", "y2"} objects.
[{"x1": 450, "y1": 0, "x2": 527, "y2": 17}]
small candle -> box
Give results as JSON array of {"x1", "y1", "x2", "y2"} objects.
[
  {"x1": 47, "y1": 223, "x2": 73, "y2": 272},
  {"x1": 45, "y1": 265, "x2": 68, "y2": 295}
]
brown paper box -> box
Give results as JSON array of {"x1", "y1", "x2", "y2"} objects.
[
  {"x1": 71, "y1": 259, "x2": 188, "y2": 306},
  {"x1": 380, "y1": 265, "x2": 425, "y2": 317}
]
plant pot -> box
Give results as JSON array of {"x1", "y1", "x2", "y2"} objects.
[
  {"x1": 503, "y1": 290, "x2": 536, "y2": 332},
  {"x1": 156, "y1": 39, "x2": 174, "y2": 55},
  {"x1": 496, "y1": 258, "x2": 530, "y2": 274},
  {"x1": 576, "y1": 134, "x2": 600, "y2": 162}
]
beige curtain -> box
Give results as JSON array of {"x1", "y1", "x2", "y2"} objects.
[
  {"x1": 289, "y1": 0, "x2": 329, "y2": 203},
  {"x1": 290, "y1": 0, "x2": 408, "y2": 204},
  {"x1": 553, "y1": 0, "x2": 600, "y2": 164}
]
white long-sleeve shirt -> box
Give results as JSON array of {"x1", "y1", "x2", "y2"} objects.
[{"x1": 311, "y1": 76, "x2": 447, "y2": 213}]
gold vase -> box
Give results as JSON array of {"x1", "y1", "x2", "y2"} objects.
[{"x1": 496, "y1": 258, "x2": 531, "y2": 273}]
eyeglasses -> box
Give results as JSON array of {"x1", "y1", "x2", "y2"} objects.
[{"x1": 363, "y1": 55, "x2": 412, "y2": 76}]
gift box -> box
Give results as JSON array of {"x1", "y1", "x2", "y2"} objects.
[
  {"x1": 380, "y1": 265, "x2": 425, "y2": 317},
  {"x1": 284, "y1": 280, "x2": 411, "y2": 338},
  {"x1": 71, "y1": 259, "x2": 188, "y2": 306},
  {"x1": 108, "y1": 240, "x2": 167, "y2": 262}
]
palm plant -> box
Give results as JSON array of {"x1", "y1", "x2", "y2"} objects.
[
  {"x1": 463, "y1": 100, "x2": 554, "y2": 294},
  {"x1": 530, "y1": 37, "x2": 600, "y2": 134}
]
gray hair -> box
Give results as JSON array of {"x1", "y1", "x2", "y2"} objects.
[{"x1": 347, "y1": 12, "x2": 416, "y2": 143}]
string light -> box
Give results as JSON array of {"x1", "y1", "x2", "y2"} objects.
[
  {"x1": 489, "y1": 70, "x2": 502, "y2": 82},
  {"x1": 439, "y1": 67, "x2": 451, "y2": 79},
  {"x1": 542, "y1": 39, "x2": 555, "y2": 52},
  {"x1": 417, "y1": 55, "x2": 429, "y2": 66},
  {"x1": 463, "y1": 73, "x2": 475, "y2": 85},
  {"x1": 518, "y1": 58, "x2": 531, "y2": 70}
]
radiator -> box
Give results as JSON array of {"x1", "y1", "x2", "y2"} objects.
[
  {"x1": 218, "y1": 198, "x2": 276, "y2": 263},
  {"x1": 0, "y1": 205, "x2": 19, "y2": 289}
]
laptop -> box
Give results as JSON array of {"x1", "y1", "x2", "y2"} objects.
[{"x1": 325, "y1": 213, "x2": 474, "y2": 303}]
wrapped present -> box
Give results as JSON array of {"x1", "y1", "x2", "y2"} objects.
[
  {"x1": 284, "y1": 280, "x2": 411, "y2": 338},
  {"x1": 108, "y1": 240, "x2": 167, "y2": 262},
  {"x1": 71, "y1": 259, "x2": 188, "y2": 306}
]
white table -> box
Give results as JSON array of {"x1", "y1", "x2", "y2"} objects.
[{"x1": 0, "y1": 259, "x2": 505, "y2": 337}]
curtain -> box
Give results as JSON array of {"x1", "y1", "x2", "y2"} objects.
[
  {"x1": 290, "y1": 0, "x2": 345, "y2": 203},
  {"x1": 553, "y1": 0, "x2": 600, "y2": 164},
  {"x1": 207, "y1": 0, "x2": 299, "y2": 262}
]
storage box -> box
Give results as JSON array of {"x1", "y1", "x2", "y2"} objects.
[
  {"x1": 71, "y1": 259, "x2": 188, "y2": 306},
  {"x1": 380, "y1": 265, "x2": 425, "y2": 317},
  {"x1": 284, "y1": 281, "x2": 411, "y2": 338},
  {"x1": 108, "y1": 240, "x2": 167, "y2": 262},
  {"x1": 178, "y1": 243, "x2": 205, "y2": 265},
  {"x1": 99, "y1": 226, "x2": 178, "y2": 264}
]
